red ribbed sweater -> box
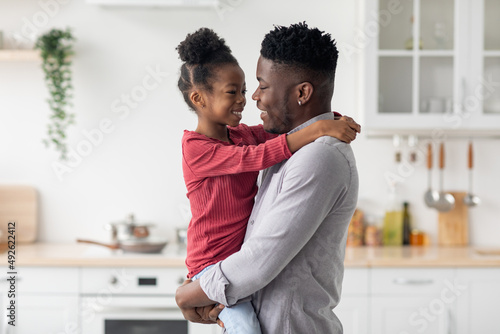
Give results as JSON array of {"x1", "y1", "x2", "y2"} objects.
[{"x1": 182, "y1": 124, "x2": 292, "y2": 278}]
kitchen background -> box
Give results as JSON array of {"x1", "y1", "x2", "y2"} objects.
[{"x1": 1, "y1": 0, "x2": 499, "y2": 246}]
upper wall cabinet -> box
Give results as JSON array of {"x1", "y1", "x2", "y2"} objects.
[
  {"x1": 86, "y1": 0, "x2": 218, "y2": 7},
  {"x1": 363, "y1": 0, "x2": 500, "y2": 136}
]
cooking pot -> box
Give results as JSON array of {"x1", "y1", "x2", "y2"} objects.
[{"x1": 105, "y1": 213, "x2": 154, "y2": 242}]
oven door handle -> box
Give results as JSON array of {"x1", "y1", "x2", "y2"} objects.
[{"x1": 94, "y1": 306, "x2": 180, "y2": 313}]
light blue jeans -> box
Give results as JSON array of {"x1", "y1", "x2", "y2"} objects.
[{"x1": 193, "y1": 265, "x2": 262, "y2": 334}]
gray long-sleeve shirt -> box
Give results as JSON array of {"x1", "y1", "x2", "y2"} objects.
[{"x1": 200, "y1": 112, "x2": 359, "y2": 334}]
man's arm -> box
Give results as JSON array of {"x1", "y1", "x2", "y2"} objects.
[{"x1": 199, "y1": 139, "x2": 355, "y2": 306}]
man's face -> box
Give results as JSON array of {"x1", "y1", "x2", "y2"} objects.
[{"x1": 252, "y1": 56, "x2": 296, "y2": 134}]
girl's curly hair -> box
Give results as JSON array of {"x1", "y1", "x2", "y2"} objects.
[{"x1": 176, "y1": 28, "x2": 238, "y2": 110}]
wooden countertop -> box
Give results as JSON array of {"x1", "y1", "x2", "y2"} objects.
[
  {"x1": 344, "y1": 246, "x2": 500, "y2": 268},
  {"x1": 3, "y1": 242, "x2": 187, "y2": 268},
  {"x1": 2, "y1": 243, "x2": 500, "y2": 268}
]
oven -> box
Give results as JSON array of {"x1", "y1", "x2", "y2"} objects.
[{"x1": 80, "y1": 267, "x2": 218, "y2": 334}]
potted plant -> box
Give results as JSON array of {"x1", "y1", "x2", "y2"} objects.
[{"x1": 35, "y1": 28, "x2": 75, "y2": 160}]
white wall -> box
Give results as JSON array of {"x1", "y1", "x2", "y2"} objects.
[{"x1": 0, "y1": 0, "x2": 498, "y2": 246}]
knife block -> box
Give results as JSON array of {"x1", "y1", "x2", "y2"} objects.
[{"x1": 438, "y1": 192, "x2": 469, "y2": 246}]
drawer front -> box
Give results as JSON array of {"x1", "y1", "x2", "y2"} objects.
[
  {"x1": 342, "y1": 268, "x2": 369, "y2": 295},
  {"x1": 81, "y1": 267, "x2": 187, "y2": 295},
  {"x1": 371, "y1": 268, "x2": 455, "y2": 295},
  {"x1": 0, "y1": 267, "x2": 79, "y2": 293}
]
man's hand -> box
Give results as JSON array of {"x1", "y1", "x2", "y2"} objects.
[
  {"x1": 195, "y1": 304, "x2": 225, "y2": 327},
  {"x1": 175, "y1": 279, "x2": 225, "y2": 326}
]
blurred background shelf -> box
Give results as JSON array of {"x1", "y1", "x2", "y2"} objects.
[{"x1": 0, "y1": 50, "x2": 40, "y2": 61}]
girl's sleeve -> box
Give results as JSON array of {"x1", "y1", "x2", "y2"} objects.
[
  {"x1": 247, "y1": 124, "x2": 279, "y2": 144},
  {"x1": 182, "y1": 134, "x2": 292, "y2": 178},
  {"x1": 247, "y1": 112, "x2": 342, "y2": 144}
]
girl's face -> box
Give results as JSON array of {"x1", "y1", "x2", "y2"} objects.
[{"x1": 200, "y1": 63, "x2": 247, "y2": 128}]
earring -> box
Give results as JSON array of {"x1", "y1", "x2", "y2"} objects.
[{"x1": 298, "y1": 100, "x2": 302, "y2": 106}]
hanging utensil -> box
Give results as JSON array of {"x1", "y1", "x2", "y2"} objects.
[
  {"x1": 424, "y1": 143, "x2": 439, "y2": 208},
  {"x1": 434, "y1": 142, "x2": 455, "y2": 212},
  {"x1": 464, "y1": 141, "x2": 481, "y2": 207},
  {"x1": 393, "y1": 134, "x2": 402, "y2": 163},
  {"x1": 408, "y1": 135, "x2": 418, "y2": 163}
]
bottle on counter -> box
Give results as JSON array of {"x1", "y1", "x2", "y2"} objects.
[
  {"x1": 402, "y1": 202, "x2": 411, "y2": 245},
  {"x1": 382, "y1": 186, "x2": 403, "y2": 246}
]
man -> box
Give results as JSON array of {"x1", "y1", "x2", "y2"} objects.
[{"x1": 176, "y1": 22, "x2": 359, "y2": 333}]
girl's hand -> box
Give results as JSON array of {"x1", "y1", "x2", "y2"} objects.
[{"x1": 321, "y1": 116, "x2": 361, "y2": 143}]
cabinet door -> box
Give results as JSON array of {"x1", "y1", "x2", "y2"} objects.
[
  {"x1": 370, "y1": 268, "x2": 456, "y2": 334},
  {"x1": 336, "y1": 296, "x2": 369, "y2": 334},
  {"x1": 364, "y1": 0, "x2": 464, "y2": 132},
  {"x1": 0, "y1": 267, "x2": 79, "y2": 334},
  {"x1": 371, "y1": 296, "x2": 452, "y2": 334},
  {"x1": 466, "y1": 0, "x2": 500, "y2": 129},
  {"x1": 15, "y1": 294, "x2": 79, "y2": 334},
  {"x1": 335, "y1": 268, "x2": 370, "y2": 334},
  {"x1": 456, "y1": 268, "x2": 500, "y2": 334}
]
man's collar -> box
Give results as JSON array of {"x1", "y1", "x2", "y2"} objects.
[{"x1": 287, "y1": 112, "x2": 335, "y2": 135}]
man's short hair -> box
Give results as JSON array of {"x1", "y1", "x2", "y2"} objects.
[{"x1": 260, "y1": 22, "x2": 338, "y2": 82}]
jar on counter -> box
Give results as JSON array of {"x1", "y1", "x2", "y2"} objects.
[
  {"x1": 364, "y1": 214, "x2": 383, "y2": 246},
  {"x1": 346, "y1": 209, "x2": 364, "y2": 247},
  {"x1": 410, "y1": 229, "x2": 425, "y2": 246}
]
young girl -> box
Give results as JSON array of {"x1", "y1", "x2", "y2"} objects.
[{"x1": 177, "y1": 28, "x2": 359, "y2": 334}]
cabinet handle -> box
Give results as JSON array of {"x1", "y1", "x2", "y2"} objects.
[
  {"x1": 446, "y1": 304, "x2": 453, "y2": 334},
  {"x1": 0, "y1": 276, "x2": 21, "y2": 283},
  {"x1": 461, "y1": 77, "x2": 467, "y2": 113},
  {"x1": 393, "y1": 278, "x2": 434, "y2": 285},
  {"x1": 3, "y1": 314, "x2": 10, "y2": 334}
]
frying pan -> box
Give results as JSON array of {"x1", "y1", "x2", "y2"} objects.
[{"x1": 77, "y1": 237, "x2": 168, "y2": 253}]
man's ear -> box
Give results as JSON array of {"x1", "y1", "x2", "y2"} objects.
[
  {"x1": 190, "y1": 90, "x2": 206, "y2": 109},
  {"x1": 296, "y1": 82, "x2": 314, "y2": 106}
]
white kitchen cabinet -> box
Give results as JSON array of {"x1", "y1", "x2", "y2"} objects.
[
  {"x1": 0, "y1": 267, "x2": 80, "y2": 334},
  {"x1": 337, "y1": 296, "x2": 369, "y2": 334},
  {"x1": 456, "y1": 268, "x2": 500, "y2": 334},
  {"x1": 336, "y1": 268, "x2": 370, "y2": 334},
  {"x1": 362, "y1": 0, "x2": 500, "y2": 135},
  {"x1": 85, "y1": 0, "x2": 218, "y2": 7},
  {"x1": 370, "y1": 268, "x2": 456, "y2": 334},
  {"x1": 15, "y1": 295, "x2": 79, "y2": 334}
]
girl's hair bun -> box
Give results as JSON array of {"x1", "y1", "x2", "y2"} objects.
[{"x1": 177, "y1": 28, "x2": 232, "y2": 65}]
